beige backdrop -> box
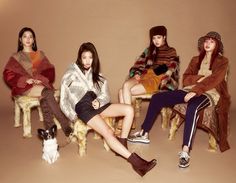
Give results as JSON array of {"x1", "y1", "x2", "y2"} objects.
[{"x1": 0, "y1": 0, "x2": 236, "y2": 111}]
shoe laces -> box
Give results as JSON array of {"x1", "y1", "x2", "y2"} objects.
[
  {"x1": 178, "y1": 151, "x2": 190, "y2": 160},
  {"x1": 132, "y1": 130, "x2": 143, "y2": 137}
]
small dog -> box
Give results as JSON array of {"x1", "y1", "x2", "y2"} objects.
[{"x1": 38, "y1": 125, "x2": 60, "y2": 164}]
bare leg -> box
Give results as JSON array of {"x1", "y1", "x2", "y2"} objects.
[
  {"x1": 183, "y1": 145, "x2": 189, "y2": 153},
  {"x1": 118, "y1": 88, "x2": 124, "y2": 104},
  {"x1": 101, "y1": 104, "x2": 134, "y2": 138},
  {"x1": 87, "y1": 115, "x2": 131, "y2": 158},
  {"x1": 25, "y1": 85, "x2": 45, "y2": 97},
  {"x1": 122, "y1": 79, "x2": 146, "y2": 105}
]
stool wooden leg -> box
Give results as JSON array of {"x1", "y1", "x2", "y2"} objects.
[
  {"x1": 168, "y1": 114, "x2": 181, "y2": 140},
  {"x1": 134, "y1": 98, "x2": 141, "y2": 118},
  {"x1": 73, "y1": 120, "x2": 88, "y2": 156},
  {"x1": 14, "y1": 101, "x2": 21, "y2": 127},
  {"x1": 22, "y1": 107, "x2": 32, "y2": 138},
  {"x1": 53, "y1": 117, "x2": 62, "y2": 129},
  {"x1": 77, "y1": 129, "x2": 88, "y2": 157},
  {"x1": 37, "y1": 106, "x2": 44, "y2": 122},
  {"x1": 208, "y1": 133, "x2": 217, "y2": 152},
  {"x1": 94, "y1": 132, "x2": 101, "y2": 139},
  {"x1": 116, "y1": 118, "x2": 123, "y2": 130},
  {"x1": 161, "y1": 107, "x2": 172, "y2": 130}
]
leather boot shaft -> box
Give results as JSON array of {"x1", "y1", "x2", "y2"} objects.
[
  {"x1": 40, "y1": 97, "x2": 54, "y2": 130},
  {"x1": 41, "y1": 88, "x2": 73, "y2": 136},
  {"x1": 127, "y1": 153, "x2": 157, "y2": 177}
]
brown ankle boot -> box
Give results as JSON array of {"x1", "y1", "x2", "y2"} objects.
[{"x1": 127, "y1": 153, "x2": 157, "y2": 177}]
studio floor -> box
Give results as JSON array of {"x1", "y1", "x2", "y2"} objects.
[{"x1": 0, "y1": 101, "x2": 235, "y2": 183}]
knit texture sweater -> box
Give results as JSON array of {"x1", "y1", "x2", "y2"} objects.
[{"x1": 129, "y1": 45, "x2": 179, "y2": 91}]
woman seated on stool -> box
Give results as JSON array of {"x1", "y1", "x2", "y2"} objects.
[
  {"x1": 3, "y1": 27, "x2": 73, "y2": 138},
  {"x1": 128, "y1": 31, "x2": 231, "y2": 168},
  {"x1": 118, "y1": 25, "x2": 179, "y2": 133},
  {"x1": 60, "y1": 42, "x2": 156, "y2": 177}
]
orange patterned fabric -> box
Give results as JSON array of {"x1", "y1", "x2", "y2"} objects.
[
  {"x1": 139, "y1": 69, "x2": 164, "y2": 94},
  {"x1": 31, "y1": 51, "x2": 41, "y2": 72}
]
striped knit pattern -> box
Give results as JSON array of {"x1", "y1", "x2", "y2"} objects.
[{"x1": 129, "y1": 45, "x2": 179, "y2": 91}]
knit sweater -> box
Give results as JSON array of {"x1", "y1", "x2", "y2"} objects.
[{"x1": 129, "y1": 45, "x2": 179, "y2": 91}]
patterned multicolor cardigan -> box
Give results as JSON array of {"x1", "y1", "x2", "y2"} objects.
[
  {"x1": 3, "y1": 51, "x2": 55, "y2": 96},
  {"x1": 129, "y1": 45, "x2": 179, "y2": 91}
]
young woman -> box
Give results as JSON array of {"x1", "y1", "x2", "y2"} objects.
[
  {"x1": 128, "y1": 31, "x2": 231, "y2": 168},
  {"x1": 118, "y1": 26, "x2": 179, "y2": 139},
  {"x1": 60, "y1": 42, "x2": 157, "y2": 177},
  {"x1": 3, "y1": 27, "x2": 73, "y2": 138}
]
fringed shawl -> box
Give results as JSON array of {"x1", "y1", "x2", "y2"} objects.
[{"x1": 3, "y1": 51, "x2": 55, "y2": 96}]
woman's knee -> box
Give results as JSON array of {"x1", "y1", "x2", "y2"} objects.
[
  {"x1": 151, "y1": 92, "x2": 163, "y2": 101},
  {"x1": 124, "y1": 105, "x2": 134, "y2": 117},
  {"x1": 123, "y1": 80, "x2": 133, "y2": 90}
]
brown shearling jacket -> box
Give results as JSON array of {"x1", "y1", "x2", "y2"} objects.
[{"x1": 183, "y1": 55, "x2": 231, "y2": 152}]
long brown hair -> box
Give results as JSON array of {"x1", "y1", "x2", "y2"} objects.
[
  {"x1": 75, "y1": 42, "x2": 104, "y2": 90},
  {"x1": 198, "y1": 38, "x2": 220, "y2": 70}
]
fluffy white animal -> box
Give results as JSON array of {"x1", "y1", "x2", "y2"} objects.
[
  {"x1": 42, "y1": 138, "x2": 60, "y2": 164},
  {"x1": 38, "y1": 125, "x2": 60, "y2": 164}
]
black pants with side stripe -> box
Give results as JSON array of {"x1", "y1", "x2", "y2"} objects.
[{"x1": 141, "y1": 90, "x2": 210, "y2": 149}]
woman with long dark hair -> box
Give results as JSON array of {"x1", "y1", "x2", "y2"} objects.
[
  {"x1": 3, "y1": 27, "x2": 73, "y2": 149},
  {"x1": 128, "y1": 31, "x2": 231, "y2": 168},
  {"x1": 60, "y1": 42, "x2": 157, "y2": 177},
  {"x1": 118, "y1": 26, "x2": 179, "y2": 140}
]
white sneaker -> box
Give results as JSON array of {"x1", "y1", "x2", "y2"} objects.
[
  {"x1": 127, "y1": 130, "x2": 150, "y2": 144},
  {"x1": 178, "y1": 151, "x2": 190, "y2": 168}
]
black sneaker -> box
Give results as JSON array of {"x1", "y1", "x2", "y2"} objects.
[{"x1": 178, "y1": 151, "x2": 190, "y2": 168}]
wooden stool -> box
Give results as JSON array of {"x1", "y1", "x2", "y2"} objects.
[
  {"x1": 72, "y1": 117, "x2": 115, "y2": 156},
  {"x1": 14, "y1": 90, "x2": 60, "y2": 138},
  {"x1": 165, "y1": 104, "x2": 218, "y2": 151}
]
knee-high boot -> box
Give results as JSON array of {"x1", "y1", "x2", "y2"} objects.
[
  {"x1": 41, "y1": 88, "x2": 73, "y2": 137},
  {"x1": 40, "y1": 97, "x2": 55, "y2": 130},
  {"x1": 127, "y1": 153, "x2": 157, "y2": 177}
]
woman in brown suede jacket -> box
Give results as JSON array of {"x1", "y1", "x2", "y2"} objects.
[{"x1": 128, "y1": 31, "x2": 230, "y2": 168}]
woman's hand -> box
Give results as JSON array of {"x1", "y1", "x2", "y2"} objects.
[
  {"x1": 184, "y1": 92, "x2": 196, "y2": 102},
  {"x1": 33, "y1": 79, "x2": 42, "y2": 84},
  {"x1": 92, "y1": 99, "x2": 100, "y2": 109},
  {"x1": 26, "y1": 78, "x2": 34, "y2": 84},
  {"x1": 26, "y1": 79, "x2": 42, "y2": 85},
  {"x1": 146, "y1": 59, "x2": 153, "y2": 66}
]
